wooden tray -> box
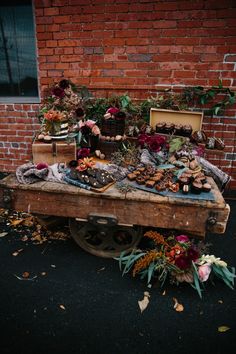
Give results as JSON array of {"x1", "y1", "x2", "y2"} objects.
[{"x1": 150, "y1": 108, "x2": 203, "y2": 133}]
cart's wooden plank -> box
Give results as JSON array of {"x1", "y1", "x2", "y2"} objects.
[{"x1": 0, "y1": 174, "x2": 230, "y2": 237}]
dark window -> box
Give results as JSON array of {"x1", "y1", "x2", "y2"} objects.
[{"x1": 0, "y1": 0, "x2": 38, "y2": 99}]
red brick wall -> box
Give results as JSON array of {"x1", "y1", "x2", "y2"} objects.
[{"x1": 0, "y1": 0, "x2": 236, "y2": 188}]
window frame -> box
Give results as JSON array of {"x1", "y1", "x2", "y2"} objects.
[{"x1": 0, "y1": 0, "x2": 40, "y2": 104}]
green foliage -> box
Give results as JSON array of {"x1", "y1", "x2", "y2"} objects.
[{"x1": 183, "y1": 81, "x2": 235, "y2": 116}]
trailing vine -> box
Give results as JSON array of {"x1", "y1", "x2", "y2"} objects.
[{"x1": 182, "y1": 80, "x2": 235, "y2": 116}]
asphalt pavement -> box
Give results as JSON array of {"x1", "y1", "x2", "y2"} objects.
[{"x1": 0, "y1": 192, "x2": 236, "y2": 354}]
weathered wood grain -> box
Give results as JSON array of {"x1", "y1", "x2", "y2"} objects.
[{"x1": 0, "y1": 174, "x2": 230, "y2": 238}]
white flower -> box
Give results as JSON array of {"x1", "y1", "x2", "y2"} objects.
[{"x1": 198, "y1": 254, "x2": 227, "y2": 267}]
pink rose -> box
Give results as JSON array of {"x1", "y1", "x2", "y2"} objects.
[
  {"x1": 176, "y1": 235, "x2": 189, "y2": 243},
  {"x1": 85, "y1": 120, "x2": 96, "y2": 129},
  {"x1": 91, "y1": 125, "x2": 101, "y2": 136},
  {"x1": 198, "y1": 264, "x2": 211, "y2": 282}
]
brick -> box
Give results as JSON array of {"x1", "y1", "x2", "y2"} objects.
[
  {"x1": 102, "y1": 69, "x2": 124, "y2": 77},
  {"x1": 128, "y1": 54, "x2": 152, "y2": 62},
  {"x1": 44, "y1": 7, "x2": 59, "y2": 16},
  {"x1": 58, "y1": 39, "x2": 80, "y2": 47},
  {"x1": 115, "y1": 30, "x2": 138, "y2": 38},
  {"x1": 54, "y1": 15, "x2": 71, "y2": 24}
]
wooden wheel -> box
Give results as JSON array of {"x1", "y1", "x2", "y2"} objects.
[{"x1": 69, "y1": 218, "x2": 143, "y2": 258}]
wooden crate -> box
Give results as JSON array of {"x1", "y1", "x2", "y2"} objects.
[
  {"x1": 150, "y1": 108, "x2": 203, "y2": 133},
  {"x1": 32, "y1": 139, "x2": 76, "y2": 165}
]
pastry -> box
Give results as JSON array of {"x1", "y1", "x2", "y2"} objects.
[
  {"x1": 136, "y1": 176, "x2": 145, "y2": 185},
  {"x1": 127, "y1": 173, "x2": 137, "y2": 181},
  {"x1": 202, "y1": 182, "x2": 211, "y2": 192},
  {"x1": 156, "y1": 121, "x2": 166, "y2": 133},
  {"x1": 191, "y1": 181, "x2": 202, "y2": 194},
  {"x1": 145, "y1": 180, "x2": 156, "y2": 188}
]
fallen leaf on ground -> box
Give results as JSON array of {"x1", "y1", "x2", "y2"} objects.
[
  {"x1": 162, "y1": 290, "x2": 166, "y2": 296},
  {"x1": 21, "y1": 235, "x2": 28, "y2": 242},
  {"x1": 51, "y1": 264, "x2": 56, "y2": 268},
  {"x1": 10, "y1": 219, "x2": 24, "y2": 227},
  {"x1": 97, "y1": 267, "x2": 105, "y2": 273},
  {"x1": 59, "y1": 304, "x2": 66, "y2": 310},
  {"x1": 0, "y1": 232, "x2": 8, "y2": 238},
  {"x1": 14, "y1": 274, "x2": 37, "y2": 281},
  {"x1": 218, "y1": 326, "x2": 230, "y2": 333},
  {"x1": 22, "y1": 272, "x2": 30, "y2": 278},
  {"x1": 12, "y1": 248, "x2": 24, "y2": 256},
  {"x1": 138, "y1": 291, "x2": 150, "y2": 313},
  {"x1": 22, "y1": 216, "x2": 34, "y2": 227},
  {"x1": 218, "y1": 300, "x2": 223, "y2": 304},
  {"x1": 41, "y1": 272, "x2": 47, "y2": 276},
  {"x1": 173, "y1": 297, "x2": 184, "y2": 312}
]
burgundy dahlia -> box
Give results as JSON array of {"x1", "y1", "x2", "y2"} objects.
[
  {"x1": 175, "y1": 255, "x2": 191, "y2": 270},
  {"x1": 52, "y1": 87, "x2": 65, "y2": 98}
]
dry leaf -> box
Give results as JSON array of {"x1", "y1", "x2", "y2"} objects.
[
  {"x1": 162, "y1": 290, "x2": 166, "y2": 296},
  {"x1": 97, "y1": 267, "x2": 105, "y2": 273},
  {"x1": 41, "y1": 272, "x2": 46, "y2": 276},
  {"x1": 12, "y1": 248, "x2": 24, "y2": 256},
  {"x1": 218, "y1": 326, "x2": 230, "y2": 333},
  {"x1": 21, "y1": 235, "x2": 28, "y2": 242},
  {"x1": 218, "y1": 300, "x2": 223, "y2": 304},
  {"x1": 173, "y1": 297, "x2": 184, "y2": 312},
  {"x1": 22, "y1": 217, "x2": 34, "y2": 227},
  {"x1": 138, "y1": 291, "x2": 150, "y2": 313},
  {"x1": 59, "y1": 304, "x2": 66, "y2": 310},
  {"x1": 10, "y1": 219, "x2": 24, "y2": 227},
  {"x1": 22, "y1": 272, "x2": 30, "y2": 278},
  {"x1": 51, "y1": 264, "x2": 56, "y2": 268},
  {"x1": 0, "y1": 232, "x2": 8, "y2": 238}
]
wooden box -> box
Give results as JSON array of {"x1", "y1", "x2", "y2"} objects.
[
  {"x1": 150, "y1": 108, "x2": 203, "y2": 133},
  {"x1": 32, "y1": 139, "x2": 76, "y2": 165}
]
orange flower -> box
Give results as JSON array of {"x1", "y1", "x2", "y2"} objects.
[
  {"x1": 76, "y1": 157, "x2": 95, "y2": 171},
  {"x1": 44, "y1": 109, "x2": 65, "y2": 122},
  {"x1": 144, "y1": 230, "x2": 169, "y2": 246},
  {"x1": 165, "y1": 244, "x2": 185, "y2": 264},
  {"x1": 132, "y1": 250, "x2": 161, "y2": 277}
]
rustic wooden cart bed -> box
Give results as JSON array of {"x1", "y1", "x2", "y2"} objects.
[{"x1": 0, "y1": 174, "x2": 230, "y2": 258}]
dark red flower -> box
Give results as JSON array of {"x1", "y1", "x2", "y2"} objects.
[
  {"x1": 138, "y1": 133, "x2": 150, "y2": 148},
  {"x1": 59, "y1": 79, "x2": 70, "y2": 89},
  {"x1": 187, "y1": 247, "x2": 199, "y2": 262},
  {"x1": 36, "y1": 162, "x2": 49, "y2": 170},
  {"x1": 148, "y1": 138, "x2": 162, "y2": 152},
  {"x1": 52, "y1": 87, "x2": 65, "y2": 98},
  {"x1": 175, "y1": 255, "x2": 191, "y2": 270},
  {"x1": 107, "y1": 107, "x2": 120, "y2": 115},
  {"x1": 77, "y1": 148, "x2": 90, "y2": 159}
]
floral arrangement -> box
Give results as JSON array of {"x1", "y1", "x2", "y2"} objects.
[
  {"x1": 104, "y1": 107, "x2": 126, "y2": 121},
  {"x1": 138, "y1": 133, "x2": 168, "y2": 153},
  {"x1": 38, "y1": 80, "x2": 82, "y2": 135},
  {"x1": 76, "y1": 157, "x2": 95, "y2": 172},
  {"x1": 117, "y1": 230, "x2": 235, "y2": 298}
]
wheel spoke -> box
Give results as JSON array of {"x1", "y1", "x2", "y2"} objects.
[{"x1": 69, "y1": 218, "x2": 142, "y2": 258}]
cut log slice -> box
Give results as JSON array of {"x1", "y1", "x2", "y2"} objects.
[{"x1": 69, "y1": 219, "x2": 143, "y2": 258}]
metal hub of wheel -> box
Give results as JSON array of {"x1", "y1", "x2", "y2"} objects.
[{"x1": 69, "y1": 219, "x2": 142, "y2": 258}]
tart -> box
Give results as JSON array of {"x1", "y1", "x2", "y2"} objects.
[
  {"x1": 156, "y1": 121, "x2": 166, "y2": 133},
  {"x1": 127, "y1": 173, "x2": 136, "y2": 181},
  {"x1": 136, "y1": 176, "x2": 145, "y2": 185},
  {"x1": 145, "y1": 180, "x2": 156, "y2": 188},
  {"x1": 191, "y1": 181, "x2": 202, "y2": 194},
  {"x1": 202, "y1": 182, "x2": 211, "y2": 192}
]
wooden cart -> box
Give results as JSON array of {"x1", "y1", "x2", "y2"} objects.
[{"x1": 0, "y1": 174, "x2": 230, "y2": 258}]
